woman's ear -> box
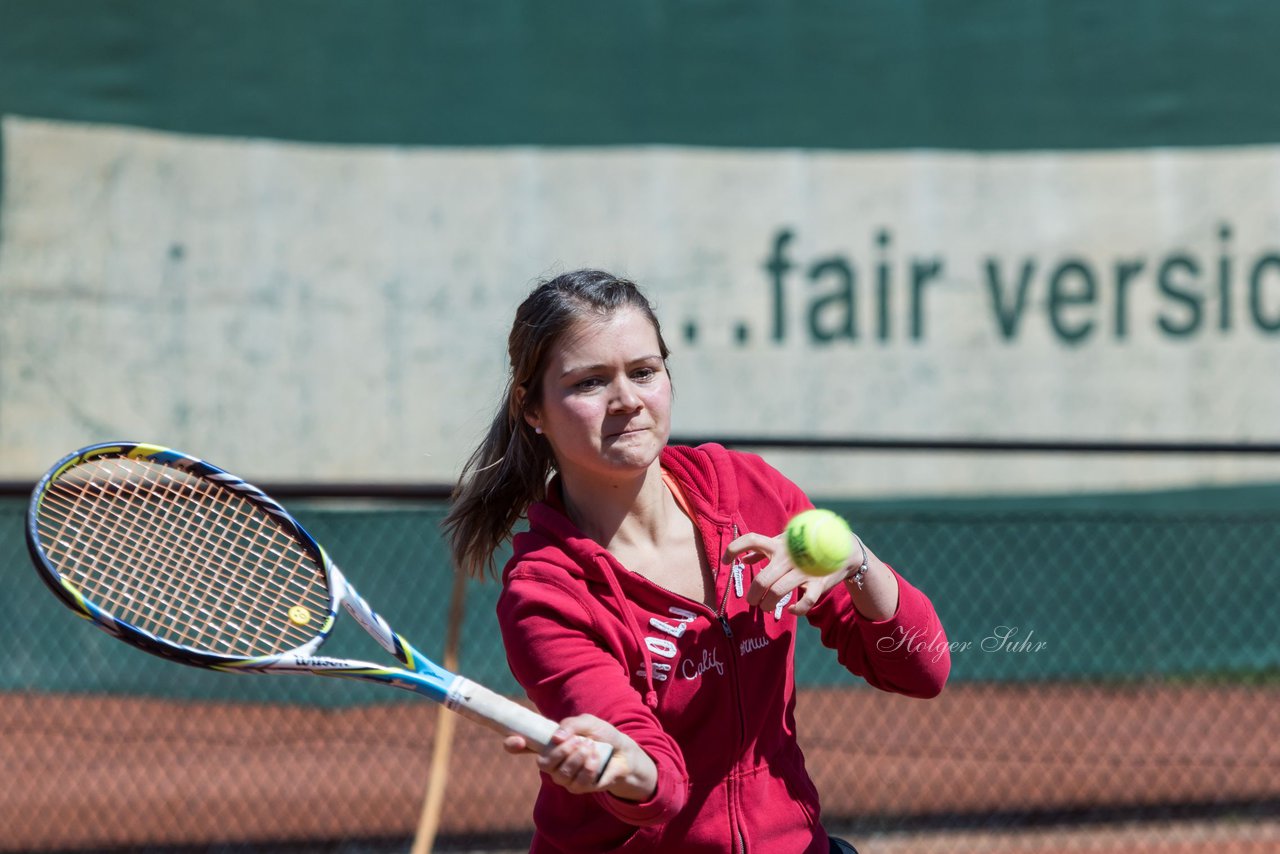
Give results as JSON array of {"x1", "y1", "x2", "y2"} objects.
[{"x1": 516, "y1": 385, "x2": 541, "y2": 434}]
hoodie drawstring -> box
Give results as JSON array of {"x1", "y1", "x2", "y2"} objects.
[{"x1": 596, "y1": 555, "x2": 660, "y2": 709}]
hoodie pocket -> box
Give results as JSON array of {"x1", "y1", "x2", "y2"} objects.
[{"x1": 736, "y1": 755, "x2": 823, "y2": 847}]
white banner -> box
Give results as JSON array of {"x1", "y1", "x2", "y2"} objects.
[{"x1": 3, "y1": 116, "x2": 1279, "y2": 494}]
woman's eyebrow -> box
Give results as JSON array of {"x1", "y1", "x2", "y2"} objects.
[{"x1": 559, "y1": 355, "x2": 663, "y2": 378}]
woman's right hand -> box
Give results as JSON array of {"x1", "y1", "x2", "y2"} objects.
[{"x1": 503, "y1": 714, "x2": 658, "y2": 801}]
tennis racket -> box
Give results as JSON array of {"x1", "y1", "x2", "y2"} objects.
[{"x1": 26, "y1": 441, "x2": 613, "y2": 773}]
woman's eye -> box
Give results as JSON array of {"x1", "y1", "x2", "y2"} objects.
[
  {"x1": 633, "y1": 367, "x2": 656, "y2": 381},
  {"x1": 575, "y1": 378, "x2": 603, "y2": 390}
]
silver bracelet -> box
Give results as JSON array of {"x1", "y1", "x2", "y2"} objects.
[{"x1": 848, "y1": 537, "x2": 869, "y2": 590}]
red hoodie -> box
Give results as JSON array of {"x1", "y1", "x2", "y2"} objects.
[{"x1": 497, "y1": 444, "x2": 950, "y2": 853}]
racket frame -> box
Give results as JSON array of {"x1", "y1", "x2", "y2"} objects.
[{"x1": 26, "y1": 442, "x2": 606, "y2": 767}]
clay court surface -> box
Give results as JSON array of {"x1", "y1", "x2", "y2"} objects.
[{"x1": 4, "y1": 683, "x2": 1275, "y2": 851}]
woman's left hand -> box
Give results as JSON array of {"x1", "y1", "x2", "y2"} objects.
[{"x1": 723, "y1": 531, "x2": 851, "y2": 617}]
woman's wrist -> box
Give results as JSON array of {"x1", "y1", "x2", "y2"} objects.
[
  {"x1": 843, "y1": 543, "x2": 900, "y2": 621},
  {"x1": 845, "y1": 536, "x2": 870, "y2": 590},
  {"x1": 607, "y1": 744, "x2": 659, "y2": 802}
]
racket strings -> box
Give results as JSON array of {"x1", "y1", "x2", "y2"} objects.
[
  {"x1": 108, "y1": 471, "x2": 308, "y2": 653},
  {"x1": 38, "y1": 464, "x2": 288, "y2": 653},
  {"x1": 34, "y1": 457, "x2": 330, "y2": 658},
  {"x1": 101, "y1": 475, "x2": 294, "y2": 653},
  {"x1": 39, "y1": 460, "x2": 320, "y2": 656},
  {"x1": 51, "y1": 461, "x2": 318, "y2": 655}
]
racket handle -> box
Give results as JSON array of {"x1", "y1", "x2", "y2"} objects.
[{"x1": 445, "y1": 676, "x2": 615, "y2": 779}]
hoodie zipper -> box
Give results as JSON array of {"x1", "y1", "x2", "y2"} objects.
[
  {"x1": 718, "y1": 525, "x2": 744, "y2": 634},
  {"x1": 718, "y1": 583, "x2": 734, "y2": 638},
  {"x1": 612, "y1": 516, "x2": 752, "y2": 851},
  {"x1": 720, "y1": 524, "x2": 749, "y2": 853}
]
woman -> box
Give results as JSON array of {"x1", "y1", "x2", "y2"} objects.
[{"x1": 445, "y1": 269, "x2": 949, "y2": 853}]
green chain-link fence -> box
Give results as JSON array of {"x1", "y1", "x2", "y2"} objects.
[{"x1": 2, "y1": 472, "x2": 1277, "y2": 851}]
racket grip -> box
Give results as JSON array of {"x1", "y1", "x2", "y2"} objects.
[{"x1": 445, "y1": 676, "x2": 615, "y2": 779}]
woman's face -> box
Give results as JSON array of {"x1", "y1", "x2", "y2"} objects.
[{"x1": 525, "y1": 307, "x2": 672, "y2": 487}]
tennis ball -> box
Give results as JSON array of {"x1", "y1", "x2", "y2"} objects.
[{"x1": 784, "y1": 509, "x2": 854, "y2": 576}]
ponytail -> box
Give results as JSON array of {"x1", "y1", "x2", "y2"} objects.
[{"x1": 444, "y1": 384, "x2": 554, "y2": 578}]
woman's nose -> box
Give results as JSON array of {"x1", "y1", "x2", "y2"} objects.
[{"x1": 609, "y1": 379, "x2": 642, "y2": 411}]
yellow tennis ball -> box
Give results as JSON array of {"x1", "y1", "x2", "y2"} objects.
[{"x1": 784, "y1": 509, "x2": 854, "y2": 576}]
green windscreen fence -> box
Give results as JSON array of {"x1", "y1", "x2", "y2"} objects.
[
  {"x1": 5, "y1": 483, "x2": 1278, "y2": 701},
  {"x1": 1, "y1": 475, "x2": 1277, "y2": 850}
]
